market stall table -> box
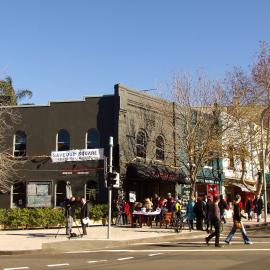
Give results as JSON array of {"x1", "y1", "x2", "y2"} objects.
[{"x1": 131, "y1": 209, "x2": 161, "y2": 228}]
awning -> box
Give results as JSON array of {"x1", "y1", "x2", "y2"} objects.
[
  {"x1": 126, "y1": 162, "x2": 190, "y2": 184},
  {"x1": 232, "y1": 182, "x2": 256, "y2": 192}
]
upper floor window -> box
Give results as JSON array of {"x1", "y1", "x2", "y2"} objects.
[
  {"x1": 57, "y1": 129, "x2": 70, "y2": 151},
  {"x1": 136, "y1": 130, "x2": 147, "y2": 158},
  {"x1": 13, "y1": 131, "x2": 27, "y2": 157},
  {"x1": 228, "y1": 146, "x2": 235, "y2": 169},
  {"x1": 86, "y1": 129, "x2": 100, "y2": 149},
  {"x1": 156, "y1": 136, "x2": 165, "y2": 161}
]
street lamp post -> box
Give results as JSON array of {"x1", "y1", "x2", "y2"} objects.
[{"x1": 260, "y1": 106, "x2": 269, "y2": 223}]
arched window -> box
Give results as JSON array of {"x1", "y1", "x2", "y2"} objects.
[
  {"x1": 136, "y1": 130, "x2": 147, "y2": 158},
  {"x1": 86, "y1": 129, "x2": 100, "y2": 149},
  {"x1": 14, "y1": 131, "x2": 27, "y2": 157},
  {"x1": 156, "y1": 136, "x2": 165, "y2": 161},
  {"x1": 57, "y1": 129, "x2": 70, "y2": 151}
]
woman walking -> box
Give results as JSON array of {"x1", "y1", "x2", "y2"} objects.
[{"x1": 225, "y1": 195, "x2": 252, "y2": 245}]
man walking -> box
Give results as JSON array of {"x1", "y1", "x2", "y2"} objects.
[
  {"x1": 80, "y1": 197, "x2": 89, "y2": 235},
  {"x1": 225, "y1": 194, "x2": 252, "y2": 245},
  {"x1": 205, "y1": 196, "x2": 222, "y2": 247}
]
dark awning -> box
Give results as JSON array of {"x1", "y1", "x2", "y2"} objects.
[{"x1": 126, "y1": 162, "x2": 190, "y2": 184}]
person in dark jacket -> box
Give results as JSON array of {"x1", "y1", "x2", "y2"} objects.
[
  {"x1": 205, "y1": 196, "x2": 222, "y2": 247},
  {"x1": 225, "y1": 194, "x2": 252, "y2": 245},
  {"x1": 193, "y1": 198, "x2": 205, "y2": 230},
  {"x1": 80, "y1": 197, "x2": 89, "y2": 235},
  {"x1": 64, "y1": 196, "x2": 76, "y2": 236},
  {"x1": 218, "y1": 195, "x2": 228, "y2": 224},
  {"x1": 205, "y1": 196, "x2": 214, "y2": 232},
  {"x1": 253, "y1": 195, "x2": 264, "y2": 222}
]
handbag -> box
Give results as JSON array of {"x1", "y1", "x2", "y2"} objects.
[
  {"x1": 234, "y1": 221, "x2": 242, "y2": 229},
  {"x1": 82, "y1": 217, "x2": 90, "y2": 225}
]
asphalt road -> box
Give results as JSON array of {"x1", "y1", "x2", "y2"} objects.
[{"x1": 1, "y1": 229, "x2": 270, "y2": 270}]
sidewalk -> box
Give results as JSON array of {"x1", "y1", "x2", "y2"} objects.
[{"x1": 0, "y1": 216, "x2": 269, "y2": 255}]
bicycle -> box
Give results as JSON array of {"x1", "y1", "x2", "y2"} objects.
[{"x1": 172, "y1": 212, "x2": 191, "y2": 233}]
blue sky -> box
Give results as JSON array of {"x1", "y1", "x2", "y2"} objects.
[{"x1": 0, "y1": 0, "x2": 270, "y2": 105}]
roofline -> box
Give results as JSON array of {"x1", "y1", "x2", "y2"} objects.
[{"x1": 0, "y1": 94, "x2": 115, "y2": 109}]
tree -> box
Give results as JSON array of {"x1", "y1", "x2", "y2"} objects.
[
  {"x1": 0, "y1": 107, "x2": 20, "y2": 192},
  {"x1": 167, "y1": 72, "x2": 227, "y2": 198},
  {"x1": 0, "y1": 76, "x2": 32, "y2": 105},
  {"x1": 223, "y1": 41, "x2": 270, "y2": 196}
]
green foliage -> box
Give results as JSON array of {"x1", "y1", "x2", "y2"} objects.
[
  {"x1": 0, "y1": 207, "x2": 65, "y2": 229},
  {"x1": 0, "y1": 208, "x2": 7, "y2": 225},
  {"x1": 0, "y1": 205, "x2": 108, "y2": 229},
  {"x1": 89, "y1": 204, "x2": 108, "y2": 221}
]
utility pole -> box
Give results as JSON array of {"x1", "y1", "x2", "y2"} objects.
[
  {"x1": 107, "y1": 136, "x2": 113, "y2": 239},
  {"x1": 260, "y1": 107, "x2": 269, "y2": 223}
]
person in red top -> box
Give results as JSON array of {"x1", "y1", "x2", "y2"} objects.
[{"x1": 121, "y1": 200, "x2": 130, "y2": 225}]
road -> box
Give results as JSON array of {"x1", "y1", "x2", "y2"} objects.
[{"x1": 1, "y1": 229, "x2": 270, "y2": 270}]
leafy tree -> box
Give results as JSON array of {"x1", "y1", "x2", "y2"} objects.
[{"x1": 0, "y1": 76, "x2": 32, "y2": 105}]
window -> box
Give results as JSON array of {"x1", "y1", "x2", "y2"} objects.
[
  {"x1": 57, "y1": 129, "x2": 70, "y2": 151},
  {"x1": 136, "y1": 130, "x2": 147, "y2": 158},
  {"x1": 156, "y1": 135, "x2": 165, "y2": 161},
  {"x1": 228, "y1": 146, "x2": 235, "y2": 169},
  {"x1": 14, "y1": 131, "x2": 27, "y2": 157},
  {"x1": 86, "y1": 129, "x2": 100, "y2": 149}
]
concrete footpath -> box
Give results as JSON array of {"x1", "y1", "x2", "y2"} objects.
[{"x1": 0, "y1": 217, "x2": 269, "y2": 255}]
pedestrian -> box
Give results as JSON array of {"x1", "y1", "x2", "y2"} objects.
[
  {"x1": 206, "y1": 196, "x2": 214, "y2": 233},
  {"x1": 246, "y1": 197, "x2": 253, "y2": 221},
  {"x1": 193, "y1": 197, "x2": 205, "y2": 230},
  {"x1": 64, "y1": 196, "x2": 76, "y2": 236},
  {"x1": 165, "y1": 193, "x2": 175, "y2": 212},
  {"x1": 187, "y1": 196, "x2": 195, "y2": 230},
  {"x1": 153, "y1": 194, "x2": 160, "y2": 210},
  {"x1": 225, "y1": 194, "x2": 252, "y2": 245},
  {"x1": 80, "y1": 197, "x2": 89, "y2": 235},
  {"x1": 218, "y1": 194, "x2": 228, "y2": 224},
  {"x1": 205, "y1": 195, "x2": 222, "y2": 247},
  {"x1": 144, "y1": 197, "x2": 153, "y2": 212},
  {"x1": 121, "y1": 199, "x2": 130, "y2": 225},
  {"x1": 253, "y1": 194, "x2": 264, "y2": 222}
]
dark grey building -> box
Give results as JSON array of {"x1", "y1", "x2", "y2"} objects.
[{"x1": 0, "y1": 84, "x2": 188, "y2": 208}]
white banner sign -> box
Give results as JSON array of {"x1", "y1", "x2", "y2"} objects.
[{"x1": 51, "y1": 148, "x2": 104, "y2": 163}]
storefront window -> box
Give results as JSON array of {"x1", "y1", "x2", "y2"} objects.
[
  {"x1": 86, "y1": 180, "x2": 98, "y2": 205},
  {"x1": 27, "y1": 181, "x2": 52, "y2": 207}
]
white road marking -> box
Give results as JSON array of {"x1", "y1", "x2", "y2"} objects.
[
  {"x1": 84, "y1": 248, "x2": 270, "y2": 253},
  {"x1": 149, "y1": 253, "x2": 164, "y2": 256},
  {"x1": 117, "y1": 257, "x2": 134, "y2": 261},
  {"x1": 131, "y1": 242, "x2": 170, "y2": 246},
  {"x1": 65, "y1": 241, "x2": 270, "y2": 254},
  {"x1": 47, "y1": 263, "x2": 70, "y2": 267},
  {"x1": 88, "y1": 260, "x2": 108, "y2": 264},
  {"x1": 3, "y1": 268, "x2": 29, "y2": 270}
]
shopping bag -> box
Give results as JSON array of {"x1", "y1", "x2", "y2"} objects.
[{"x1": 82, "y1": 217, "x2": 90, "y2": 225}]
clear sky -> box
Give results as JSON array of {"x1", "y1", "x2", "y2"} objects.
[{"x1": 0, "y1": 0, "x2": 270, "y2": 105}]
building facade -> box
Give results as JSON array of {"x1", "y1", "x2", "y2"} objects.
[{"x1": 0, "y1": 84, "x2": 188, "y2": 208}]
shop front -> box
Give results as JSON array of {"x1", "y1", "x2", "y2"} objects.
[
  {"x1": 225, "y1": 181, "x2": 256, "y2": 207},
  {"x1": 125, "y1": 162, "x2": 189, "y2": 202}
]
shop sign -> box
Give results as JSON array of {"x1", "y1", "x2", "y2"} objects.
[
  {"x1": 129, "y1": 191, "x2": 136, "y2": 203},
  {"x1": 51, "y1": 148, "x2": 104, "y2": 163}
]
